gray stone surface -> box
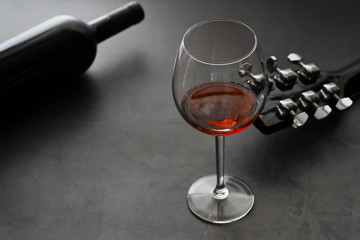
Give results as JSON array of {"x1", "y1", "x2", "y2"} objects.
[{"x1": 0, "y1": 0, "x2": 359, "y2": 239}]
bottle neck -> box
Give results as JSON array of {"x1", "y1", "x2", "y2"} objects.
[{"x1": 88, "y1": 2, "x2": 144, "y2": 43}]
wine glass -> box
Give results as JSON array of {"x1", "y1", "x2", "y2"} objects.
[{"x1": 172, "y1": 19, "x2": 268, "y2": 224}]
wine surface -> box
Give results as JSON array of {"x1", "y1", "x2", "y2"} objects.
[{"x1": 181, "y1": 82, "x2": 257, "y2": 136}]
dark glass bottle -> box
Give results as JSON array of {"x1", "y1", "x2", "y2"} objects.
[{"x1": 0, "y1": 1, "x2": 144, "y2": 98}]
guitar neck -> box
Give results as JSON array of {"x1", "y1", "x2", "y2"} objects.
[{"x1": 341, "y1": 59, "x2": 360, "y2": 97}]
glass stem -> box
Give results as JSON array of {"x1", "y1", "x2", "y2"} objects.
[{"x1": 213, "y1": 136, "x2": 229, "y2": 200}]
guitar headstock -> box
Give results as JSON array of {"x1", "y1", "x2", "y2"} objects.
[{"x1": 254, "y1": 53, "x2": 360, "y2": 134}]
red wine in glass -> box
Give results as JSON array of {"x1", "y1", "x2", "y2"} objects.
[{"x1": 181, "y1": 82, "x2": 258, "y2": 136}]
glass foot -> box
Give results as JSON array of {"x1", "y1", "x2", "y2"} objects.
[{"x1": 187, "y1": 174, "x2": 254, "y2": 224}]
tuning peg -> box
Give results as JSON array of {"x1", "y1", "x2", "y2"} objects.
[
  {"x1": 320, "y1": 82, "x2": 353, "y2": 110},
  {"x1": 287, "y1": 53, "x2": 320, "y2": 84},
  {"x1": 299, "y1": 90, "x2": 332, "y2": 120},
  {"x1": 277, "y1": 98, "x2": 309, "y2": 128},
  {"x1": 239, "y1": 63, "x2": 266, "y2": 91},
  {"x1": 266, "y1": 56, "x2": 297, "y2": 90}
]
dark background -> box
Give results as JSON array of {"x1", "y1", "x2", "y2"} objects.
[{"x1": 0, "y1": 0, "x2": 359, "y2": 239}]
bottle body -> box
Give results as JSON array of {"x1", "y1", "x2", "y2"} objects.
[
  {"x1": 0, "y1": 1, "x2": 144, "y2": 101},
  {"x1": 0, "y1": 16, "x2": 97, "y2": 93}
]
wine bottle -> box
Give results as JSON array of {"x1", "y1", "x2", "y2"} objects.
[{"x1": 0, "y1": 1, "x2": 144, "y2": 98}]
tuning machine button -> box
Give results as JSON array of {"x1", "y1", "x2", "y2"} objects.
[
  {"x1": 287, "y1": 53, "x2": 320, "y2": 84},
  {"x1": 299, "y1": 90, "x2": 332, "y2": 120},
  {"x1": 320, "y1": 82, "x2": 353, "y2": 110},
  {"x1": 239, "y1": 63, "x2": 266, "y2": 92},
  {"x1": 277, "y1": 98, "x2": 309, "y2": 128},
  {"x1": 267, "y1": 56, "x2": 297, "y2": 90}
]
